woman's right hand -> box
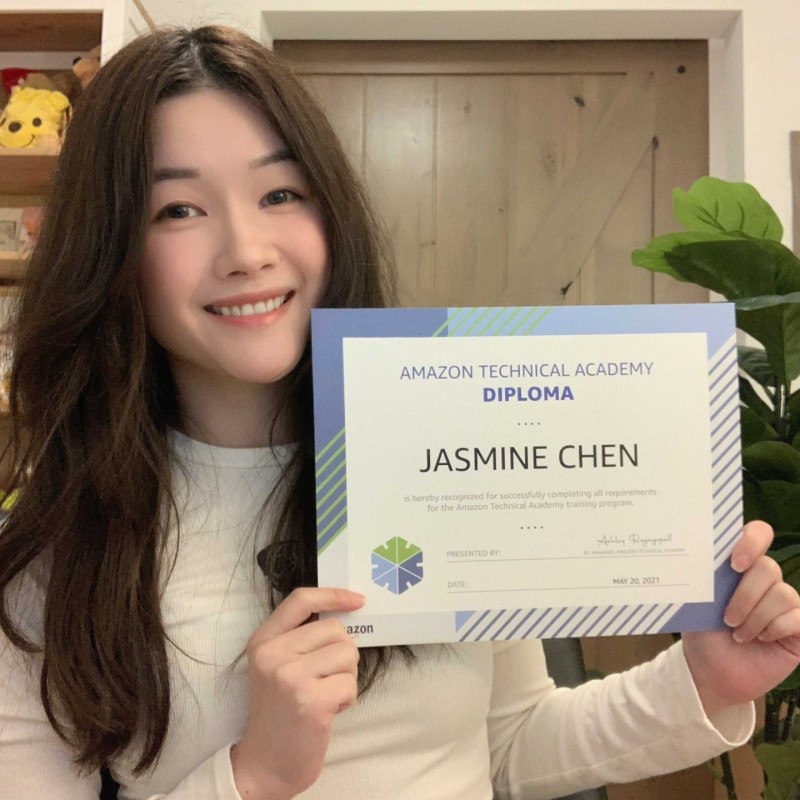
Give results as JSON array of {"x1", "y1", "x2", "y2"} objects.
[{"x1": 230, "y1": 587, "x2": 365, "y2": 800}]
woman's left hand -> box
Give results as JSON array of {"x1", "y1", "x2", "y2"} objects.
[{"x1": 682, "y1": 520, "x2": 800, "y2": 717}]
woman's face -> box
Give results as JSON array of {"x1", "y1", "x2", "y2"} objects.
[{"x1": 140, "y1": 88, "x2": 329, "y2": 437}]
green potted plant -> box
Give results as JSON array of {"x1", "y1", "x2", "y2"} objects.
[{"x1": 632, "y1": 177, "x2": 800, "y2": 800}]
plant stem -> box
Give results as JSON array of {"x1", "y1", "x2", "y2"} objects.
[
  {"x1": 775, "y1": 379, "x2": 786, "y2": 439},
  {"x1": 782, "y1": 690, "x2": 798, "y2": 742},
  {"x1": 765, "y1": 693, "x2": 783, "y2": 743},
  {"x1": 719, "y1": 751, "x2": 738, "y2": 800}
]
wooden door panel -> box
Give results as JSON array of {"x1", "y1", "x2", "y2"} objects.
[
  {"x1": 364, "y1": 75, "x2": 436, "y2": 306},
  {"x1": 573, "y1": 73, "x2": 630, "y2": 306},
  {"x1": 507, "y1": 74, "x2": 582, "y2": 302},
  {"x1": 502, "y1": 70, "x2": 656, "y2": 305},
  {"x1": 436, "y1": 76, "x2": 508, "y2": 306},
  {"x1": 303, "y1": 74, "x2": 365, "y2": 174},
  {"x1": 591, "y1": 147, "x2": 655, "y2": 306},
  {"x1": 651, "y1": 43, "x2": 709, "y2": 305}
]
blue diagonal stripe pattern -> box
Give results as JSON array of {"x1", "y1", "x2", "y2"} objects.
[
  {"x1": 316, "y1": 428, "x2": 347, "y2": 554},
  {"x1": 455, "y1": 335, "x2": 741, "y2": 642},
  {"x1": 710, "y1": 339, "x2": 742, "y2": 568}
]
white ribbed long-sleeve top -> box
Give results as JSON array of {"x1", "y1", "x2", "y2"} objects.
[{"x1": 0, "y1": 433, "x2": 754, "y2": 799}]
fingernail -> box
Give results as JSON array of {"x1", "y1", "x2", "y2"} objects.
[
  {"x1": 731, "y1": 554, "x2": 749, "y2": 573},
  {"x1": 723, "y1": 611, "x2": 739, "y2": 628},
  {"x1": 732, "y1": 629, "x2": 746, "y2": 643}
]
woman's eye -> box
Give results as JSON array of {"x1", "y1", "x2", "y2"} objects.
[
  {"x1": 262, "y1": 189, "x2": 300, "y2": 207},
  {"x1": 155, "y1": 204, "x2": 201, "y2": 221}
]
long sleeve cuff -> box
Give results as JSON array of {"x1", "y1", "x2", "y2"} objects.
[{"x1": 148, "y1": 744, "x2": 242, "y2": 800}]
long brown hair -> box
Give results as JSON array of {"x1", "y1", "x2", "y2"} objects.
[{"x1": 0, "y1": 25, "x2": 397, "y2": 775}]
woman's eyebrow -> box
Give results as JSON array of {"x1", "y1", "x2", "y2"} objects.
[
  {"x1": 153, "y1": 166, "x2": 199, "y2": 183},
  {"x1": 249, "y1": 149, "x2": 294, "y2": 170},
  {"x1": 153, "y1": 150, "x2": 295, "y2": 183}
]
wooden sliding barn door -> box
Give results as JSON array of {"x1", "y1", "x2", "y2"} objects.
[{"x1": 277, "y1": 39, "x2": 715, "y2": 800}]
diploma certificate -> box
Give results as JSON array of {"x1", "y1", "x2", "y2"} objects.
[{"x1": 312, "y1": 304, "x2": 741, "y2": 647}]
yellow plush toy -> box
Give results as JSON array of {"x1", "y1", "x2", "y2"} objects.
[{"x1": 0, "y1": 86, "x2": 71, "y2": 151}]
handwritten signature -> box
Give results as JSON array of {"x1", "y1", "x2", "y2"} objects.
[{"x1": 596, "y1": 533, "x2": 673, "y2": 548}]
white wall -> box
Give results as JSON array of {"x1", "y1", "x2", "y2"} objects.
[{"x1": 135, "y1": 0, "x2": 800, "y2": 249}]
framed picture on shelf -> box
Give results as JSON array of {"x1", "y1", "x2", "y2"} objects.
[
  {"x1": 0, "y1": 209, "x2": 23, "y2": 253},
  {"x1": 0, "y1": 207, "x2": 42, "y2": 256}
]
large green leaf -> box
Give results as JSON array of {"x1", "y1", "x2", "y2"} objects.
[
  {"x1": 742, "y1": 442, "x2": 800, "y2": 482},
  {"x1": 739, "y1": 345, "x2": 777, "y2": 388},
  {"x1": 755, "y1": 741, "x2": 800, "y2": 800},
  {"x1": 778, "y1": 553, "x2": 800, "y2": 590},
  {"x1": 631, "y1": 231, "x2": 739, "y2": 279},
  {"x1": 674, "y1": 177, "x2": 784, "y2": 240},
  {"x1": 740, "y1": 377, "x2": 776, "y2": 424},
  {"x1": 776, "y1": 667, "x2": 800, "y2": 692},
  {"x1": 770, "y1": 544, "x2": 800, "y2": 565},
  {"x1": 753, "y1": 480, "x2": 800, "y2": 531},
  {"x1": 771, "y1": 534, "x2": 800, "y2": 552},
  {"x1": 735, "y1": 294, "x2": 800, "y2": 388},
  {"x1": 665, "y1": 240, "x2": 800, "y2": 301},
  {"x1": 762, "y1": 240, "x2": 800, "y2": 293},
  {"x1": 740, "y1": 406, "x2": 778, "y2": 448},
  {"x1": 743, "y1": 478, "x2": 764, "y2": 524}
]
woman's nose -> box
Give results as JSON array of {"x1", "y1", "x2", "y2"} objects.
[{"x1": 215, "y1": 212, "x2": 278, "y2": 277}]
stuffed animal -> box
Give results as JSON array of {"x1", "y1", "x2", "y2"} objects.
[
  {"x1": 72, "y1": 45, "x2": 101, "y2": 89},
  {"x1": 27, "y1": 70, "x2": 81, "y2": 104},
  {"x1": 1, "y1": 67, "x2": 40, "y2": 95},
  {"x1": 0, "y1": 86, "x2": 71, "y2": 151},
  {"x1": 0, "y1": 44, "x2": 100, "y2": 109}
]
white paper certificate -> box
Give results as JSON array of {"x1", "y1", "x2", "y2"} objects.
[{"x1": 312, "y1": 304, "x2": 741, "y2": 647}]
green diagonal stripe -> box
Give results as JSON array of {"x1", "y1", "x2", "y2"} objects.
[
  {"x1": 316, "y1": 428, "x2": 345, "y2": 463},
  {"x1": 473, "y1": 307, "x2": 509, "y2": 336},
  {"x1": 318, "y1": 506, "x2": 347, "y2": 539},
  {"x1": 431, "y1": 308, "x2": 472, "y2": 337},
  {"x1": 316, "y1": 459, "x2": 344, "y2": 493},
  {"x1": 517, "y1": 306, "x2": 554, "y2": 335},
  {"x1": 318, "y1": 490, "x2": 346, "y2": 524},
  {"x1": 505, "y1": 307, "x2": 538, "y2": 335},
  {"x1": 317, "y1": 474, "x2": 346, "y2": 506},
  {"x1": 315, "y1": 442, "x2": 345, "y2": 478},
  {"x1": 446, "y1": 307, "x2": 483, "y2": 337},
  {"x1": 431, "y1": 316, "x2": 453, "y2": 337},
  {"x1": 318, "y1": 524, "x2": 346, "y2": 554},
  {"x1": 458, "y1": 307, "x2": 496, "y2": 336},
  {"x1": 506, "y1": 306, "x2": 547, "y2": 336},
  {"x1": 493, "y1": 306, "x2": 525, "y2": 335}
]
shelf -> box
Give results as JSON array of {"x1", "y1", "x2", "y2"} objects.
[
  {"x1": 0, "y1": 11, "x2": 102, "y2": 52},
  {"x1": 0, "y1": 252, "x2": 26, "y2": 281},
  {"x1": 0, "y1": 150, "x2": 57, "y2": 195}
]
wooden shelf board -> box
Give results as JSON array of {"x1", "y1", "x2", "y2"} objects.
[
  {"x1": 0, "y1": 253, "x2": 26, "y2": 281},
  {"x1": 0, "y1": 11, "x2": 102, "y2": 53},
  {"x1": 0, "y1": 150, "x2": 57, "y2": 195}
]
